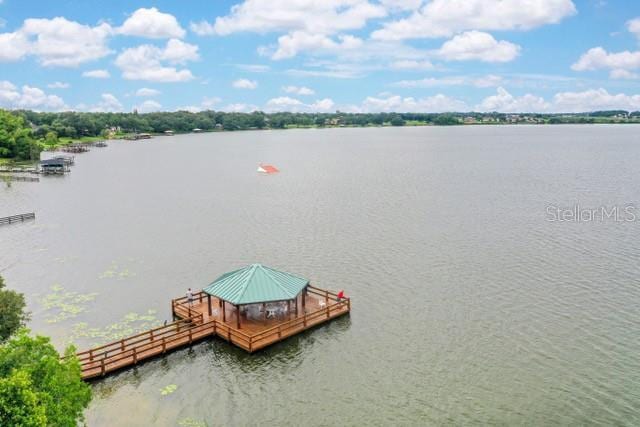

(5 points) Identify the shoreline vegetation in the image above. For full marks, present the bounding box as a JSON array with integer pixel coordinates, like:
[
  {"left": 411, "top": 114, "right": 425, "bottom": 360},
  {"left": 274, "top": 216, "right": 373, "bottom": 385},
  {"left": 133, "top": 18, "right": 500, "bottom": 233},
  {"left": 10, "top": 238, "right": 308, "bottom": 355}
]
[{"left": 2, "top": 108, "right": 640, "bottom": 162}]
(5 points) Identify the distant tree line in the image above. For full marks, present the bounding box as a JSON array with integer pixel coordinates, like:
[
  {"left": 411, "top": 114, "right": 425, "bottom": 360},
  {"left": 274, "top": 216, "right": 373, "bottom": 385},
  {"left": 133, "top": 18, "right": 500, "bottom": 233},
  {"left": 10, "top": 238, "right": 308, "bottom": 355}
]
[{"left": 2, "top": 108, "right": 640, "bottom": 161}]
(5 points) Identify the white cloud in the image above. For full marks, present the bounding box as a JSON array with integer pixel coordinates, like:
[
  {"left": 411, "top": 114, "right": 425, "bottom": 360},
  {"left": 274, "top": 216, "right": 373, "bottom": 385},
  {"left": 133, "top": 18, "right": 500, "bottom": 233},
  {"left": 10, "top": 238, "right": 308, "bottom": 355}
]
[
  {"left": 82, "top": 69, "right": 110, "bottom": 79},
  {"left": 372, "top": 0, "right": 576, "bottom": 40},
  {"left": 266, "top": 96, "right": 304, "bottom": 110},
  {"left": 359, "top": 93, "right": 468, "bottom": 112},
  {"left": 627, "top": 17, "right": 640, "bottom": 39},
  {"left": 553, "top": 88, "right": 640, "bottom": 112},
  {"left": 0, "top": 80, "right": 66, "bottom": 110},
  {"left": 136, "top": 87, "right": 161, "bottom": 97},
  {"left": 135, "top": 99, "right": 162, "bottom": 113},
  {"left": 0, "top": 31, "right": 29, "bottom": 62},
  {"left": 378, "top": 0, "right": 423, "bottom": 11},
  {"left": 115, "top": 39, "right": 198, "bottom": 82},
  {"left": 610, "top": 69, "right": 639, "bottom": 80},
  {"left": 475, "top": 87, "right": 640, "bottom": 113},
  {"left": 392, "top": 74, "right": 503, "bottom": 88},
  {"left": 20, "top": 17, "right": 112, "bottom": 66},
  {"left": 88, "top": 93, "right": 123, "bottom": 112},
  {"left": 264, "top": 96, "right": 335, "bottom": 112},
  {"left": 390, "top": 59, "right": 434, "bottom": 70},
  {"left": 476, "top": 87, "right": 550, "bottom": 112},
  {"left": 175, "top": 97, "right": 222, "bottom": 112},
  {"left": 191, "top": 0, "right": 386, "bottom": 36},
  {"left": 283, "top": 85, "right": 315, "bottom": 95},
  {"left": 232, "top": 78, "right": 258, "bottom": 89},
  {"left": 310, "top": 98, "right": 335, "bottom": 111},
  {"left": 285, "top": 68, "right": 362, "bottom": 79},
  {"left": 47, "top": 81, "right": 70, "bottom": 89},
  {"left": 118, "top": 7, "right": 185, "bottom": 39},
  {"left": 436, "top": 31, "right": 520, "bottom": 62},
  {"left": 572, "top": 47, "right": 640, "bottom": 72},
  {"left": 222, "top": 103, "right": 260, "bottom": 112},
  {"left": 271, "top": 31, "right": 363, "bottom": 59},
  {"left": 236, "top": 64, "right": 270, "bottom": 72}
]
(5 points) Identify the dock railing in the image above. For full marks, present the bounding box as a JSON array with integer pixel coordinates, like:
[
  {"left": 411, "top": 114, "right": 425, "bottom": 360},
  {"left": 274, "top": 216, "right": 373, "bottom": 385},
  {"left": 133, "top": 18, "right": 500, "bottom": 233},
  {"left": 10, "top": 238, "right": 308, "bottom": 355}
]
[
  {"left": 0, "top": 213, "right": 35, "bottom": 225},
  {"left": 172, "top": 286, "right": 350, "bottom": 352},
  {"left": 72, "top": 285, "right": 350, "bottom": 378}
]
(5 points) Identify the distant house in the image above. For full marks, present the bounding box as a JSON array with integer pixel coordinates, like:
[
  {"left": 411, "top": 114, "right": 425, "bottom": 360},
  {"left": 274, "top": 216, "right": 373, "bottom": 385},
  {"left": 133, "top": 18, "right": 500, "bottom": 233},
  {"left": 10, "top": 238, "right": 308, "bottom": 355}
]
[
  {"left": 193, "top": 128, "right": 203, "bottom": 133},
  {"left": 164, "top": 130, "right": 174, "bottom": 136}
]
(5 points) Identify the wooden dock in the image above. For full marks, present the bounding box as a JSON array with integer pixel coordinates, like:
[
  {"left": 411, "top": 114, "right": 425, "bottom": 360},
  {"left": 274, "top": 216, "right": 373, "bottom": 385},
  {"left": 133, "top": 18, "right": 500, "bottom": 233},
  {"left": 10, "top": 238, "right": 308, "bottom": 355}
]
[
  {"left": 0, "top": 213, "right": 35, "bottom": 225},
  {"left": 73, "top": 286, "right": 350, "bottom": 380}
]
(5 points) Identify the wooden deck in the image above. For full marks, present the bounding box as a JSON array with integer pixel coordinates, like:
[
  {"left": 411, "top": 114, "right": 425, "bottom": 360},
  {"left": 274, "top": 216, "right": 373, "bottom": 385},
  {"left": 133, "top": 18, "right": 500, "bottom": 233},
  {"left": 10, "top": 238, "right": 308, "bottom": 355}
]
[{"left": 73, "top": 285, "right": 350, "bottom": 380}]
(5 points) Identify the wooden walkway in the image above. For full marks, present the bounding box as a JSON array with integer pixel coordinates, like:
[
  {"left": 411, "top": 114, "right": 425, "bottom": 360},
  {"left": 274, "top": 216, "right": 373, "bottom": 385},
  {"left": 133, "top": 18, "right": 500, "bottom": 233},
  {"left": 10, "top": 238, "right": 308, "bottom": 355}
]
[
  {"left": 0, "top": 213, "right": 35, "bottom": 226},
  {"left": 73, "top": 285, "right": 350, "bottom": 380}
]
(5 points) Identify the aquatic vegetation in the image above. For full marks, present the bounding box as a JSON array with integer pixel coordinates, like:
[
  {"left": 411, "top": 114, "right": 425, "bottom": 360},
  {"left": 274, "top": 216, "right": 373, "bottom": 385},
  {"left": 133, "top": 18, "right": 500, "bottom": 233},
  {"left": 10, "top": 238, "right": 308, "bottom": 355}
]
[
  {"left": 160, "top": 384, "right": 177, "bottom": 396},
  {"left": 98, "top": 261, "right": 137, "bottom": 280},
  {"left": 40, "top": 284, "right": 98, "bottom": 324},
  {"left": 178, "top": 418, "right": 207, "bottom": 427},
  {"left": 71, "top": 309, "right": 160, "bottom": 345}
]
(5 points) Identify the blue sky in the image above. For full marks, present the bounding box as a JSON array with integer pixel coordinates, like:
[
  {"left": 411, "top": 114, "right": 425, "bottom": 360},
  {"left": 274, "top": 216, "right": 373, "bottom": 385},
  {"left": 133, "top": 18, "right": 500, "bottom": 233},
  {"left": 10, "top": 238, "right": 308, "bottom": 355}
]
[{"left": 1, "top": 0, "right": 640, "bottom": 113}]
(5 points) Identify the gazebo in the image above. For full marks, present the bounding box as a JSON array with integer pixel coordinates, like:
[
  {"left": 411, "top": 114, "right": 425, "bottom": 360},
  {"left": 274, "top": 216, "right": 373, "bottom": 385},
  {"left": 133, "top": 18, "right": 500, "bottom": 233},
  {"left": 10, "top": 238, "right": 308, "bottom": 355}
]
[{"left": 202, "top": 264, "right": 310, "bottom": 329}]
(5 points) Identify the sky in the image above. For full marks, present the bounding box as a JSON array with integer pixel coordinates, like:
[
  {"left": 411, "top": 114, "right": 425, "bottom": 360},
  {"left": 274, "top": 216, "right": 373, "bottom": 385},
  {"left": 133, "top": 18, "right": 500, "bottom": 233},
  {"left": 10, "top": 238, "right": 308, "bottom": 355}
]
[{"left": 1, "top": 0, "right": 640, "bottom": 113}]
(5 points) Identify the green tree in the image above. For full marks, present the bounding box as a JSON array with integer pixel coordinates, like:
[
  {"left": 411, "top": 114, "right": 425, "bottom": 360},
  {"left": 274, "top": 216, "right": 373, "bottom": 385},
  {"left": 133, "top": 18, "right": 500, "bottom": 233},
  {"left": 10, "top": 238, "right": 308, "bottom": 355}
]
[
  {"left": 0, "top": 109, "right": 42, "bottom": 160},
  {"left": 0, "top": 276, "right": 29, "bottom": 342},
  {"left": 0, "top": 331, "right": 91, "bottom": 426},
  {"left": 0, "top": 370, "right": 47, "bottom": 426},
  {"left": 390, "top": 115, "right": 405, "bottom": 126}
]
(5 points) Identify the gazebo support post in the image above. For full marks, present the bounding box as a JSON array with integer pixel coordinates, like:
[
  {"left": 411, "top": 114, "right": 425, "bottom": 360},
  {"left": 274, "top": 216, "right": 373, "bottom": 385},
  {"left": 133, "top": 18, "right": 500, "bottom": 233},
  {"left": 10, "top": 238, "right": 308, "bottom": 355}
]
[
  {"left": 302, "top": 289, "right": 306, "bottom": 313},
  {"left": 207, "top": 295, "right": 212, "bottom": 316},
  {"left": 287, "top": 300, "right": 291, "bottom": 319},
  {"left": 236, "top": 305, "right": 241, "bottom": 329},
  {"left": 222, "top": 301, "right": 226, "bottom": 322}
]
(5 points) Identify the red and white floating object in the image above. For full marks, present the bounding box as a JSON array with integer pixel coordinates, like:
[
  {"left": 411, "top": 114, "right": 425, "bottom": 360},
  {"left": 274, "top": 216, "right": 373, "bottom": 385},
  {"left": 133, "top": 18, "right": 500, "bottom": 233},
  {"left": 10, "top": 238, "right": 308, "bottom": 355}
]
[{"left": 257, "top": 163, "right": 279, "bottom": 174}]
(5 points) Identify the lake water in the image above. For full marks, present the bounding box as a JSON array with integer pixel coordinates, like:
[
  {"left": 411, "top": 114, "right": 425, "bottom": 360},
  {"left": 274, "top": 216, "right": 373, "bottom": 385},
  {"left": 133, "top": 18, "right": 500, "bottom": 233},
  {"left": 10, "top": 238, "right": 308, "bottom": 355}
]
[{"left": 1, "top": 126, "right": 640, "bottom": 426}]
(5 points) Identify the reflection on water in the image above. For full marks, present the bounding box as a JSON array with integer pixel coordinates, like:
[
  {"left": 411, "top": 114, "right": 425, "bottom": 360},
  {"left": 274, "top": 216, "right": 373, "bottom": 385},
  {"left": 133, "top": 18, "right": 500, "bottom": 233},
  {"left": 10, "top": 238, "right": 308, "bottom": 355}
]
[{"left": 2, "top": 126, "right": 640, "bottom": 425}]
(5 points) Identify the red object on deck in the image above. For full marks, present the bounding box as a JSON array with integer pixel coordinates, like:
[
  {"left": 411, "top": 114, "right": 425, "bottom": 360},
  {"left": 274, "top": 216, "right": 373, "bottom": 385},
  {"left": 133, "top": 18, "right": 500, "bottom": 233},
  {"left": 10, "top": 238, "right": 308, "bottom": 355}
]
[
  {"left": 257, "top": 164, "right": 279, "bottom": 174},
  {"left": 337, "top": 290, "right": 344, "bottom": 299}
]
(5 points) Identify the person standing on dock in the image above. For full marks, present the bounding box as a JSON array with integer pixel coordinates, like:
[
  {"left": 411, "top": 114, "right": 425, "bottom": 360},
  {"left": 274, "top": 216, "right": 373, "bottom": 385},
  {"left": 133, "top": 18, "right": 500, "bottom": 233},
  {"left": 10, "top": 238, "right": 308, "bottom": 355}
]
[{"left": 187, "top": 288, "right": 194, "bottom": 306}]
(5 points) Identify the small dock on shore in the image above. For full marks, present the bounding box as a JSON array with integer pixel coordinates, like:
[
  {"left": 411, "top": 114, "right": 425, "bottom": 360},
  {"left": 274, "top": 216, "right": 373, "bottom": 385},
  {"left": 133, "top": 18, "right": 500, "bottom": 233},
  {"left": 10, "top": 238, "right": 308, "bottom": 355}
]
[
  {"left": 73, "top": 264, "right": 351, "bottom": 380},
  {"left": 0, "top": 213, "right": 35, "bottom": 225}
]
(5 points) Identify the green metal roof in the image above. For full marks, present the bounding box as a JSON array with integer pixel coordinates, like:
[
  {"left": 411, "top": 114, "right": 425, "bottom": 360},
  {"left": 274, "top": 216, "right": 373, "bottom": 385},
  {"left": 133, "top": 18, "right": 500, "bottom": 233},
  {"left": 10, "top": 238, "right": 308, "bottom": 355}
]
[{"left": 202, "top": 264, "right": 309, "bottom": 305}]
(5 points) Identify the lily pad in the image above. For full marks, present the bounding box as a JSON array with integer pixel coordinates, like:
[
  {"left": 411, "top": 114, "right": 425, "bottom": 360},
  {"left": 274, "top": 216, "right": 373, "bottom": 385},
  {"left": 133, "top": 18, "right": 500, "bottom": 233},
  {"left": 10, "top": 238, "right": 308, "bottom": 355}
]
[{"left": 160, "top": 384, "right": 177, "bottom": 395}]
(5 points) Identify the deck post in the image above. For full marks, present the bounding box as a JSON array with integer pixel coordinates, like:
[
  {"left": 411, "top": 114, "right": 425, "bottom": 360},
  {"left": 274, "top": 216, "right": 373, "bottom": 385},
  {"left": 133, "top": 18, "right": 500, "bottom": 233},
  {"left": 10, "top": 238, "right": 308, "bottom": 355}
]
[
  {"left": 101, "top": 359, "right": 105, "bottom": 376},
  {"left": 236, "top": 304, "right": 241, "bottom": 329},
  {"left": 162, "top": 337, "right": 166, "bottom": 353},
  {"left": 120, "top": 339, "right": 125, "bottom": 351},
  {"left": 222, "top": 301, "right": 226, "bottom": 322},
  {"left": 302, "top": 291, "right": 306, "bottom": 312},
  {"left": 199, "top": 292, "right": 203, "bottom": 303},
  {"left": 287, "top": 300, "right": 291, "bottom": 319},
  {"left": 207, "top": 294, "right": 212, "bottom": 316},
  {"left": 89, "top": 349, "right": 93, "bottom": 362},
  {"left": 326, "top": 306, "right": 330, "bottom": 319},
  {"left": 133, "top": 347, "right": 137, "bottom": 364}
]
